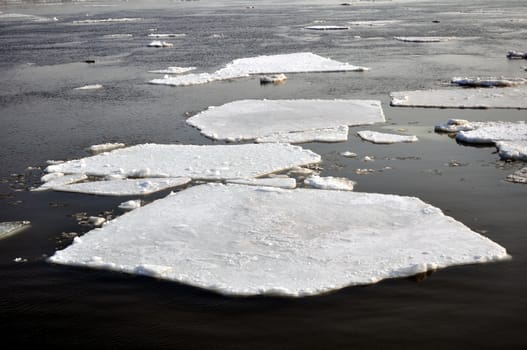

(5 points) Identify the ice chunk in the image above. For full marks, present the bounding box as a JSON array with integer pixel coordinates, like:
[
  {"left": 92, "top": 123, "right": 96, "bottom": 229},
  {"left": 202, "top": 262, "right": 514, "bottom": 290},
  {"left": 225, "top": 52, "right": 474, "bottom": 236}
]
[
  {"left": 394, "top": 36, "right": 453, "bottom": 42},
  {"left": 507, "top": 50, "right": 527, "bottom": 59},
  {"left": 148, "top": 33, "right": 186, "bottom": 38},
  {"left": 88, "top": 143, "right": 126, "bottom": 154},
  {"left": 187, "top": 99, "right": 384, "bottom": 142},
  {"left": 304, "top": 25, "right": 350, "bottom": 31},
  {"left": 340, "top": 151, "right": 358, "bottom": 158},
  {"left": 496, "top": 141, "right": 527, "bottom": 161},
  {"left": 45, "top": 143, "right": 321, "bottom": 180},
  {"left": 52, "top": 178, "right": 191, "bottom": 196},
  {"left": 226, "top": 177, "right": 296, "bottom": 189},
  {"left": 260, "top": 74, "right": 287, "bottom": 84},
  {"left": 87, "top": 216, "right": 106, "bottom": 226},
  {"left": 149, "top": 52, "right": 368, "bottom": 86},
  {"left": 147, "top": 41, "right": 173, "bottom": 48},
  {"left": 391, "top": 86, "right": 527, "bottom": 109},
  {"left": 0, "top": 221, "right": 30, "bottom": 240},
  {"left": 257, "top": 126, "right": 349, "bottom": 144},
  {"left": 434, "top": 119, "right": 483, "bottom": 133},
  {"left": 456, "top": 121, "right": 527, "bottom": 144},
  {"left": 49, "top": 184, "right": 508, "bottom": 297},
  {"left": 506, "top": 168, "right": 527, "bottom": 184},
  {"left": 118, "top": 200, "right": 142, "bottom": 210},
  {"left": 72, "top": 18, "right": 142, "bottom": 24},
  {"left": 451, "top": 77, "right": 527, "bottom": 88},
  {"left": 357, "top": 130, "right": 418, "bottom": 144},
  {"left": 348, "top": 20, "right": 401, "bottom": 27},
  {"left": 304, "top": 175, "right": 355, "bottom": 191},
  {"left": 33, "top": 173, "right": 88, "bottom": 192},
  {"left": 74, "top": 84, "right": 103, "bottom": 90},
  {"left": 148, "top": 67, "right": 196, "bottom": 74},
  {"left": 0, "top": 13, "right": 51, "bottom": 22}
]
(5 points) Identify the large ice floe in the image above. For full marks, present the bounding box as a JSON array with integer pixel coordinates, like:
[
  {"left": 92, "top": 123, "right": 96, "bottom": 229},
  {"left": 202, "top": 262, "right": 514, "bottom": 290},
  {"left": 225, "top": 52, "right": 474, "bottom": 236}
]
[
  {"left": 149, "top": 52, "right": 368, "bottom": 87},
  {"left": 0, "top": 221, "right": 30, "bottom": 241},
  {"left": 391, "top": 85, "right": 527, "bottom": 109},
  {"left": 49, "top": 183, "right": 509, "bottom": 297},
  {"left": 44, "top": 143, "right": 321, "bottom": 181},
  {"left": 357, "top": 130, "right": 418, "bottom": 144},
  {"left": 186, "top": 99, "right": 385, "bottom": 143}
]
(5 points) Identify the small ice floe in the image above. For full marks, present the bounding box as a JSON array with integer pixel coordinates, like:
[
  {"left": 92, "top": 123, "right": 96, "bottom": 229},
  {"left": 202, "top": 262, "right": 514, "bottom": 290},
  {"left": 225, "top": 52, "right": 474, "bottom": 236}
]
[
  {"left": 394, "top": 36, "right": 453, "bottom": 43},
  {"left": 87, "top": 216, "right": 105, "bottom": 227},
  {"left": 506, "top": 167, "right": 527, "bottom": 184},
  {"left": 88, "top": 143, "right": 126, "bottom": 154},
  {"left": 363, "top": 156, "right": 375, "bottom": 162},
  {"left": 451, "top": 77, "right": 527, "bottom": 88},
  {"left": 304, "top": 175, "right": 355, "bottom": 191},
  {"left": 357, "top": 130, "right": 418, "bottom": 144},
  {"left": 496, "top": 141, "right": 527, "bottom": 161},
  {"left": 259, "top": 73, "right": 287, "bottom": 85},
  {"left": 187, "top": 99, "right": 384, "bottom": 143},
  {"left": 391, "top": 85, "right": 527, "bottom": 109},
  {"left": 506, "top": 50, "right": 527, "bottom": 59},
  {"left": 226, "top": 177, "right": 296, "bottom": 189},
  {"left": 148, "top": 66, "right": 196, "bottom": 74},
  {"left": 52, "top": 178, "right": 191, "bottom": 196},
  {"left": 72, "top": 18, "right": 142, "bottom": 24},
  {"left": 45, "top": 143, "right": 321, "bottom": 180},
  {"left": 148, "top": 33, "right": 186, "bottom": 38},
  {"left": 49, "top": 183, "right": 509, "bottom": 297},
  {"left": 434, "top": 119, "right": 482, "bottom": 133},
  {"left": 74, "top": 84, "right": 103, "bottom": 90},
  {"left": 0, "top": 221, "right": 30, "bottom": 241},
  {"left": 149, "top": 52, "right": 368, "bottom": 87},
  {"left": 340, "top": 151, "right": 358, "bottom": 158},
  {"left": 118, "top": 200, "right": 142, "bottom": 211},
  {"left": 33, "top": 173, "right": 88, "bottom": 192},
  {"left": 147, "top": 40, "right": 173, "bottom": 48},
  {"left": 14, "top": 257, "right": 28, "bottom": 263},
  {"left": 304, "top": 25, "right": 350, "bottom": 31}
]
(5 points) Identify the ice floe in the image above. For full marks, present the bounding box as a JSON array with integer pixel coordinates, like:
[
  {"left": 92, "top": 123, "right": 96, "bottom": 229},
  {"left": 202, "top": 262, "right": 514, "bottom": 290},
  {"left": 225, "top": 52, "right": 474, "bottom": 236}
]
[
  {"left": 74, "top": 84, "right": 103, "bottom": 90},
  {"left": 52, "top": 178, "right": 191, "bottom": 196},
  {"left": 226, "top": 177, "right": 296, "bottom": 189},
  {"left": 148, "top": 33, "right": 186, "bottom": 38},
  {"left": 149, "top": 52, "right": 368, "bottom": 87},
  {"left": 0, "top": 221, "right": 30, "bottom": 241},
  {"left": 148, "top": 67, "right": 196, "bottom": 74},
  {"left": 451, "top": 77, "right": 527, "bottom": 88},
  {"left": 304, "top": 25, "right": 350, "bottom": 31},
  {"left": 434, "top": 119, "right": 483, "bottom": 133},
  {"left": 147, "top": 41, "right": 173, "bottom": 48},
  {"left": 72, "top": 18, "right": 142, "bottom": 24},
  {"left": 33, "top": 173, "right": 88, "bottom": 192},
  {"left": 88, "top": 143, "right": 126, "bottom": 154},
  {"left": 45, "top": 143, "right": 321, "bottom": 180},
  {"left": 49, "top": 183, "right": 508, "bottom": 297},
  {"left": 391, "top": 85, "right": 527, "bottom": 109},
  {"left": 187, "top": 99, "right": 384, "bottom": 143},
  {"left": 304, "top": 175, "right": 355, "bottom": 191},
  {"left": 357, "top": 130, "right": 418, "bottom": 144},
  {"left": 506, "top": 50, "right": 527, "bottom": 59},
  {"left": 394, "top": 36, "right": 453, "bottom": 42},
  {"left": 260, "top": 74, "right": 287, "bottom": 84},
  {"left": 456, "top": 121, "right": 527, "bottom": 144},
  {"left": 506, "top": 167, "right": 527, "bottom": 184},
  {"left": 118, "top": 200, "right": 142, "bottom": 211},
  {"left": 496, "top": 141, "right": 527, "bottom": 161}
]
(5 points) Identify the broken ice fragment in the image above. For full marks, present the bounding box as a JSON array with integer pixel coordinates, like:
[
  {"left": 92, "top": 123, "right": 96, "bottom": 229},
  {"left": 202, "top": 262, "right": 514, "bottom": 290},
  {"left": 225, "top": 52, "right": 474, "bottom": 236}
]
[
  {"left": 147, "top": 33, "right": 186, "bottom": 38},
  {"left": 260, "top": 74, "right": 287, "bottom": 84},
  {"left": 451, "top": 77, "right": 527, "bottom": 88},
  {"left": 33, "top": 173, "right": 88, "bottom": 192},
  {"left": 506, "top": 168, "right": 527, "bottom": 184},
  {"left": 88, "top": 143, "right": 126, "bottom": 154},
  {"left": 340, "top": 151, "right": 358, "bottom": 158},
  {"left": 226, "top": 177, "right": 296, "bottom": 189},
  {"left": 52, "top": 178, "right": 191, "bottom": 196},
  {"left": 118, "top": 200, "right": 142, "bottom": 210},
  {"left": 49, "top": 184, "right": 508, "bottom": 297},
  {"left": 394, "top": 36, "right": 453, "bottom": 42},
  {"left": 148, "top": 66, "right": 196, "bottom": 74},
  {"left": 45, "top": 143, "right": 321, "bottom": 180},
  {"left": 304, "top": 25, "right": 350, "bottom": 31},
  {"left": 304, "top": 175, "right": 355, "bottom": 191},
  {"left": 87, "top": 217, "right": 105, "bottom": 226},
  {"left": 434, "top": 119, "right": 482, "bottom": 133},
  {"left": 74, "top": 84, "right": 103, "bottom": 90},
  {"left": 72, "top": 18, "right": 142, "bottom": 24},
  {"left": 357, "top": 130, "right": 418, "bottom": 144},
  {"left": 149, "top": 52, "right": 368, "bottom": 87},
  {"left": 147, "top": 40, "right": 173, "bottom": 48},
  {"left": 496, "top": 141, "right": 527, "bottom": 161},
  {"left": 0, "top": 221, "right": 30, "bottom": 240},
  {"left": 187, "top": 99, "right": 384, "bottom": 142},
  {"left": 506, "top": 50, "right": 527, "bottom": 59}
]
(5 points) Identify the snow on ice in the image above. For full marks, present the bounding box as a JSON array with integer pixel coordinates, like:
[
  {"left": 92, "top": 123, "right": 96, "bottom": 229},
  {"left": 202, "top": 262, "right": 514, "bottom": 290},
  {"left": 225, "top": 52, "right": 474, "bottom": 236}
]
[
  {"left": 357, "top": 130, "right": 418, "bottom": 144},
  {"left": 187, "top": 99, "right": 384, "bottom": 142},
  {"left": 45, "top": 143, "right": 321, "bottom": 180},
  {"left": 49, "top": 184, "right": 509, "bottom": 297},
  {"left": 52, "top": 178, "right": 191, "bottom": 196},
  {"left": 0, "top": 221, "right": 30, "bottom": 241},
  {"left": 304, "top": 175, "right": 355, "bottom": 191},
  {"left": 149, "top": 52, "right": 368, "bottom": 87}
]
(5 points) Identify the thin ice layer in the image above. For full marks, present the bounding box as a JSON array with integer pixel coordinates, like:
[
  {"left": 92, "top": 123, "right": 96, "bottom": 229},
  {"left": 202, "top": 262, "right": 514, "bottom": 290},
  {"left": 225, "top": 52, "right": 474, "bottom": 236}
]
[
  {"left": 49, "top": 184, "right": 508, "bottom": 297},
  {"left": 496, "top": 141, "right": 527, "bottom": 161},
  {"left": 0, "top": 221, "right": 30, "bottom": 240},
  {"left": 149, "top": 52, "right": 368, "bottom": 86},
  {"left": 357, "top": 130, "right": 418, "bottom": 144},
  {"left": 45, "top": 143, "right": 321, "bottom": 180},
  {"left": 187, "top": 100, "right": 384, "bottom": 142},
  {"left": 52, "top": 178, "right": 191, "bottom": 196},
  {"left": 391, "top": 86, "right": 527, "bottom": 109}
]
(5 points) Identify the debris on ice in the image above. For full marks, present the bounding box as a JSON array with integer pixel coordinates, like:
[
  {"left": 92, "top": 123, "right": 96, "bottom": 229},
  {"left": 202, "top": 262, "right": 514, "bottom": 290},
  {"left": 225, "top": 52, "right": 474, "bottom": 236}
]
[
  {"left": 226, "top": 177, "right": 296, "bottom": 189},
  {"left": 52, "top": 178, "right": 191, "bottom": 196},
  {"left": 260, "top": 74, "right": 287, "bottom": 84},
  {"left": 0, "top": 221, "right": 30, "bottom": 241},
  {"left": 357, "top": 130, "right": 418, "bottom": 144},
  {"left": 451, "top": 77, "right": 527, "bottom": 88},
  {"left": 304, "top": 175, "right": 355, "bottom": 191},
  {"left": 45, "top": 143, "right": 321, "bottom": 180},
  {"left": 88, "top": 143, "right": 126, "bottom": 154},
  {"left": 49, "top": 183, "right": 509, "bottom": 297},
  {"left": 506, "top": 50, "right": 527, "bottom": 59},
  {"left": 74, "top": 84, "right": 103, "bottom": 90},
  {"left": 118, "top": 200, "right": 142, "bottom": 210},
  {"left": 187, "top": 99, "right": 384, "bottom": 142},
  {"left": 304, "top": 25, "right": 350, "bottom": 31},
  {"left": 148, "top": 66, "right": 196, "bottom": 74},
  {"left": 394, "top": 36, "right": 453, "bottom": 42},
  {"left": 506, "top": 167, "right": 527, "bottom": 184},
  {"left": 147, "top": 40, "right": 173, "bottom": 48},
  {"left": 496, "top": 141, "right": 527, "bottom": 161},
  {"left": 149, "top": 52, "right": 369, "bottom": 87}
]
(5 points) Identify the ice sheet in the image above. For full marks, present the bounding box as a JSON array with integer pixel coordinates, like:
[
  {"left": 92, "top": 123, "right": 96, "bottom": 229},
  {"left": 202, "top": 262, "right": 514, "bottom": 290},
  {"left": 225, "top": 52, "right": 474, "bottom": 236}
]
[
  {"left": 394, "top": 36, "right": 453, "bottom": 42},
  {"left": 149, "top": 52, "right": 368, "bottom": 87},
  {"left": 304, "top": 175, "right": 355, "bottom": 191},
  {"left": 391, "top": 86, "right": 527, "bottom": 109},
  {"left": 496, "top": 141, "right": 527, "bottom": 161},
  {"left": 358, "top": 130, "right": 418, "bottom": 144},
  {"left": 49, "top": 184, "right": 508, "bottom": 297},
  {"left": 226, "top": 178, "right": 297, "bottom": 189},
  {"left": 187, "top": 99, "right": 384, "bottom": 142},
  {"left": 147, "top": 41, "right": 173, "bottom": 47},
  {"left": 45, "top": 143, "right": 321, "bottom": 180},
  {"left": 52, "top": 178, "right": 191, "bottom": 196},
  {"left": 0, "top": 221, "right": 30, "bottom": 241}
]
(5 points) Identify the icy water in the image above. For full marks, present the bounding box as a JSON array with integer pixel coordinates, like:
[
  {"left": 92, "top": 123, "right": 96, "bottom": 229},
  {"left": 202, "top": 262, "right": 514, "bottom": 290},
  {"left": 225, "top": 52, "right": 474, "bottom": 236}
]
[{"left": 1, "top": 0, "right": 526, "bottom": 348}]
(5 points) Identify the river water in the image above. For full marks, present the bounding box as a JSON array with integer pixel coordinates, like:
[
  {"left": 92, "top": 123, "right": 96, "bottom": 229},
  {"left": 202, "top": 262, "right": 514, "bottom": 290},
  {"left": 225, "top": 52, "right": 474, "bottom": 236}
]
[{"left": 0, "top": 0, "right": 526, "bottom": 348}]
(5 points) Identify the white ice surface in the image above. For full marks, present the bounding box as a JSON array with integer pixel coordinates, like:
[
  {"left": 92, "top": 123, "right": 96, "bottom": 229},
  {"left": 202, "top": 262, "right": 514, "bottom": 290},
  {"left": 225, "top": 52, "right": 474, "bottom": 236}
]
[
  {"left": 456, "top": 121, "right": 527, "bottom": 144},
  {"left": 74, "top": 84, "right": 103, "bottom": 90},
  {"left": 45, "top": 143, "right": 321, "bottom": 180},
  {"left": 148, "top": 67, "right": 196, "bottom": 74},
  {"left": 394, "top": 36, "right": 453, "bottom": 42},
  {"left": 187, "top": 99, "right": 384, "bottom": 142},
  {"left": 149, "top": 52, "right": 368, "bottom": 87},
  {"left": 49, "top": 184, "right": 508, "bottom": 297},
  {"left": 434, "top": 119, "right": 483, "bottom": 133},
  {"left": 260, "top": 74, "right": 287, "bottom": 84},
  {"left": 147, "top": 40, "right": 173, "bottom": 47},
  {"left": 0, "top": 221, "right": 30, "bottom": 240},
  {"left": 33, "top": 173, "right": 88, "bottom": 192},
  {"left": 304, "top": 25, "right": 350, "bottom": 30},
  {"left": 226, "top": 177, "right": 296, "bottom": 189},
  {"left": 148, "top": 33, "right": 186, "bottom": 38},
  {"left": 357, "top": 130, "right": 418, "bottom": 144},
  {"left": 256, "top": 126, "right": 349, "bottom": 144},
  {"left": 496, "top": 141, "right": 527, "bottom": 161},
  {"left": 118, "top": 200, "right": 142, "bottom": 210},
  {"left": 52, "top": 178, "right": 191, "bottom": 196},
  {"left": 391, "top": 86, "right": 527, "bottom": 109},
  {"left": 304, "top": 175, "right": 355, "bottom": 191},
  {"left": 89, "top": 143, "right": 126, "bottom": 154}
]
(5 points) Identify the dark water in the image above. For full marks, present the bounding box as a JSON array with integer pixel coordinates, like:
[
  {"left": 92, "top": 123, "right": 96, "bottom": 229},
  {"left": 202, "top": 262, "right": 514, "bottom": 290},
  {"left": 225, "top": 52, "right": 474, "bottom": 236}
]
[{"left": 1, "top": 0, "right": 526, "bottom": 348}]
